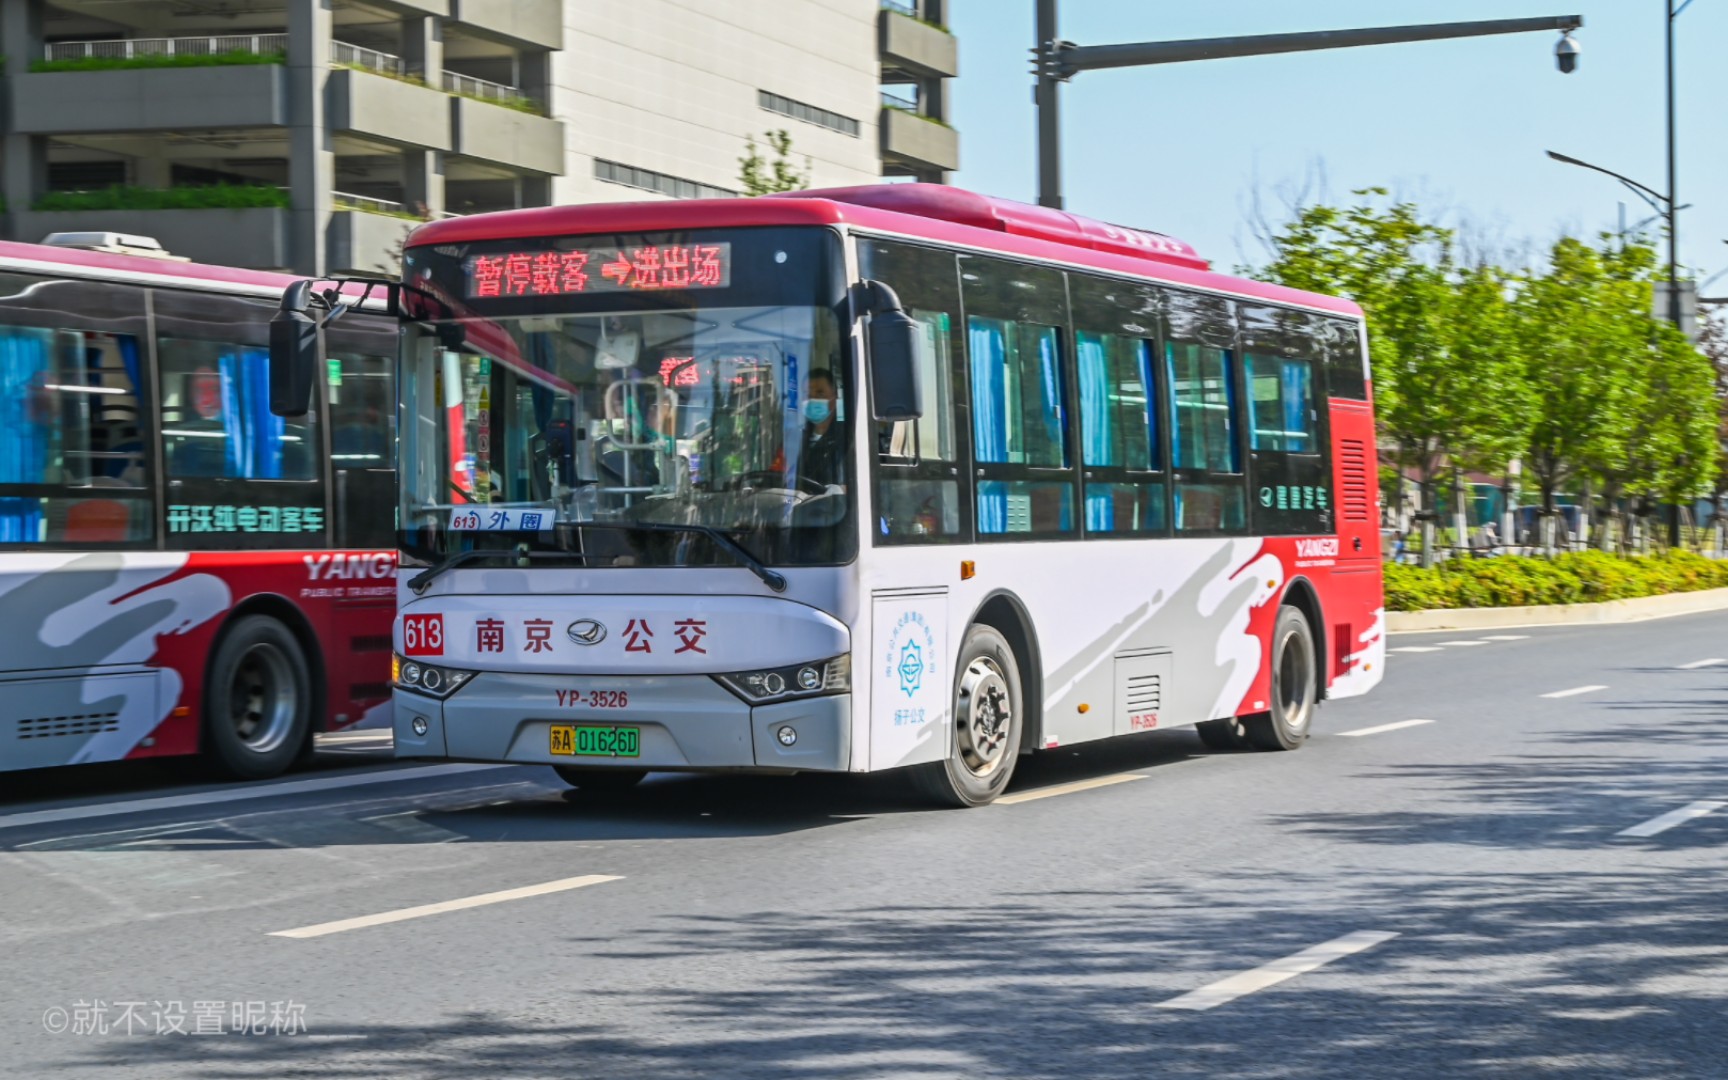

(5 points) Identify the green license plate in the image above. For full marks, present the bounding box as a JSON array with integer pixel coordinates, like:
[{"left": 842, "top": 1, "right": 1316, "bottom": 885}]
[{"left": 550, "top": 724, "right": 640, "bottom": 758}]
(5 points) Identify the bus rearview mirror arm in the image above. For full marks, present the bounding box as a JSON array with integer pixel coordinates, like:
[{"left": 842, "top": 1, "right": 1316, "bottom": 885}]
[
  {"left": 269, "top": 277, "right": 403, "bottom": 418},
  {"left": 852, "top": 279, "right": 924, "bottom": 423},
  {"left": 269, "top": 280, "right": 320, "bottom": 419}
]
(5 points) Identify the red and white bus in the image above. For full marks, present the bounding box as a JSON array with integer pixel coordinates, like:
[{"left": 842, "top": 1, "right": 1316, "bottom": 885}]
[
  {"left": 0, "top": 239, "right": 397, "bottom": 779},
  {"left": 273, "top": 184, "right": 1384, "bottom": 806}
]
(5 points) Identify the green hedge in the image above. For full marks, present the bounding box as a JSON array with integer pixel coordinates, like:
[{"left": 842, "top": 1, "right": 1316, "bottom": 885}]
[
  {"left": 1385, "top": 550, "right": 1728, "bottom": 612},
  {"left": 34, "top": 184, "right": 289, "bottom": 211},
  {"left": 32, "top": 51, "right": 284, "bottom": 73}
]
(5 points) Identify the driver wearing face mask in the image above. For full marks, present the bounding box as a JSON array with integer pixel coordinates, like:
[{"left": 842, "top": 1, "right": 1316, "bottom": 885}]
[{"left": 798, "top": 369, "right": 845, "bottom": 490}]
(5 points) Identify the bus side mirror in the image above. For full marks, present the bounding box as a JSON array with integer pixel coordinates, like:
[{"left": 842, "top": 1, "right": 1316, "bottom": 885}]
[
  {"left": 269, "top": 280, "right": 320, "bottom": 418},
  {"left": 857, "top": 280, "right": 923, "bottom": 422}
]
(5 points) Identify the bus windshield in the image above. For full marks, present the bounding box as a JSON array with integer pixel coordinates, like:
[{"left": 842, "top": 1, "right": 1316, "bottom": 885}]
[{"left": 398, "top": 227, "right": 854, "bottom": 569}]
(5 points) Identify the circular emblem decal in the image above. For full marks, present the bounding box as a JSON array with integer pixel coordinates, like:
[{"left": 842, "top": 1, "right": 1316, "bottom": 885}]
[{"left": 567, "top": 619, "right": 607, "bottom": 646}]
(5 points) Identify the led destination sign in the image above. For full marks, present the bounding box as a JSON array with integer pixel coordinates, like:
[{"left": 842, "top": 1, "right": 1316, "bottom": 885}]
[{"left": 466, "top": 243, "right": 732, "bottom": 299}]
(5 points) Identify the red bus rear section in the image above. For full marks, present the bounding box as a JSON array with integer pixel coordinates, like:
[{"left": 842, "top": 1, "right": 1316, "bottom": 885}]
[{"left": 0, "top": 241, "right": 397, "bottom": 779}]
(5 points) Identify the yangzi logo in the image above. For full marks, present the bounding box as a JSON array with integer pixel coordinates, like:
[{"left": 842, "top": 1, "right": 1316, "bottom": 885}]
[{"left": 898, "top": 639, "right": 924, "bottom": 697}]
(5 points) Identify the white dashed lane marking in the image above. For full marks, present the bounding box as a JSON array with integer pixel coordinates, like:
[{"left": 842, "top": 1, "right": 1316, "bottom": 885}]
[
  {"left": 1439, "top": 640, "right": 1490, "bottom": 647},
  {"left": 1480, "top": 634, "right": 1530, "bottom": 641},
  {"left": 1678, "top": 658, "right": 1726, "bottom": 670},
  {"left": 1617, "top": 801, "right": 1726, "bottom": 839},
  {"left": 1541, "top": 685, "right": 1608, "bottom": 699},
  {"left": 0, "top": 765, "right": 509, "bottom": 832},
  {"left": 997, "top": 774, "right": 1146, "bottom": 805},
  {"left": 269, "top": 874, "right": 623, "bottom": 938},
  {"left": 1156, "top": 931, "right": 1400, "bottom": 1011},
  {"left": 1339, "top": 719, "right": 1434, "bottom": 738},
  {"left": 1390, "top": 646, "right": 1443, "bottom": 654}
]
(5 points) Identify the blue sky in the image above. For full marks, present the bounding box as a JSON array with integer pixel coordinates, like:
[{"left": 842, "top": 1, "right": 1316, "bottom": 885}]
[{"left": 948, "top": 1, "right": 1728, "bottom": 288}]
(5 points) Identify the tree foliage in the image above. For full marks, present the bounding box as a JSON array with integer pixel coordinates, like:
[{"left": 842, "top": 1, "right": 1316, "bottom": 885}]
[
  {"left": 1256, "top": 189, "right": 1721, "bottom": 542},
  {"left": 738, "top": 130, "right": 811, "bottom": 196}
]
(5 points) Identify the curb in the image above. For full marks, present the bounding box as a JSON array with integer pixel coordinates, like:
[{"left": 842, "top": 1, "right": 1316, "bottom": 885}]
[{"left": 1387, "top": 585, "right": 1728, "bottom": 633}]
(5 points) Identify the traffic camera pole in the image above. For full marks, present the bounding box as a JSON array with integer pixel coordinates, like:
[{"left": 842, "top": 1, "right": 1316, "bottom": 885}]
[{"left": 1033, "top": 3, "right": 1585, "bottom": 210}]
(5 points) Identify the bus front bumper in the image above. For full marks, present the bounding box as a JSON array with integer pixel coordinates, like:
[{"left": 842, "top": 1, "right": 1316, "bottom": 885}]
[{"left": 391, "top": 672, "right": 850, "bottom": 773}]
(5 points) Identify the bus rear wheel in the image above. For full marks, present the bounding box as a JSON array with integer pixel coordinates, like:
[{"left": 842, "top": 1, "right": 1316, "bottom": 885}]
[
  {"left": 912, "top": 624, "right": 1023, "bottom": 808},
  {"left": 203, "top": 615, "right": 312, "bottom": 781},
  {"left": 1242, "top": 605, "right": 1317, "bottom": 752}
]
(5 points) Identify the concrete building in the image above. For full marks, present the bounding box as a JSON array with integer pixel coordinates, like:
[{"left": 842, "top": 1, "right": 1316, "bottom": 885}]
[{"left": 0, "top": 0, "right": 957, "bottom": 275}]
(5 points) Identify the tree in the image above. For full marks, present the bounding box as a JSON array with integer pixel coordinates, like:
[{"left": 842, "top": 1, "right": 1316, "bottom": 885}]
[
  {"left": 738, "top": 130, "right": 811, "bottom": 196},
  {"left": 1258, "top": 190, "right": 1530, "bottom": 563}
]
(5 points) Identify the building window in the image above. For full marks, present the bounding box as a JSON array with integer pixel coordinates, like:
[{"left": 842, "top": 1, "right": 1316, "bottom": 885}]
[
  {"left": 593, "top": 159, "right": 735, "bottom": 200},
  {"left": 758, "top": 91, "right": 861, "bottom": 138}
]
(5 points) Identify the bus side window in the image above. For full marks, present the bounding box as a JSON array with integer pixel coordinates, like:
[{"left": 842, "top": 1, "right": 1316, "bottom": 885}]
[
  {"left": 961, "top": 254, "right": 1074, "bottom": 539},
  {"left": 1322, "top": 318, "right": 1369, "bottom": 401},
  {"left": 326, "top": 316, "right": 397, "bottom": 549},
  {"left": 154, "top": 290, "right": 326, "bottom": 549},
  {"left": 0, "top": 272, "right": 155, "bottom": 547},
  {"left": 1239, "top": 304, "right": 1331, "bottom": 536},
  {"left": 1070, "top": 273, "right": 1168, "bottom": 537},
  {"left": 1167, "top": 340, "right": 1247, "bottom": 534},
  {"left": 858, "top": 239, "right": 967, "bottom": 543}
]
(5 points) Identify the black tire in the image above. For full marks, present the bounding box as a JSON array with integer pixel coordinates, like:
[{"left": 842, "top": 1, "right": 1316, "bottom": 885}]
[
  {"left": 911, "top": 624, "right": 1023, "bottom": 808},
  {"left": 203, "top": 615, "right": 313, "bottom": 781},
  {"left": 1242, "top": 605, "right": 1318, "bottom": 752},
  {"left": 1194, "top": 716, "right": 1249, "bottom": 751},
  {"left": 553, "top": 766, "right": 648, "bottom": 793}
]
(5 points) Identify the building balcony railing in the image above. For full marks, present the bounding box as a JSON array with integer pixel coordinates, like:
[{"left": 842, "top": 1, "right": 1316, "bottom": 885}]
[
  {"left": 44, "top": 34, "right": 289, "bottom": 62},
  {"left": 880, "top": 89, "right": 918, "bottom": 111},
  {"left": 334, "top": 191, "right": 412, "bottom": 217},
  {"left": 330, "top": 41, "right": 405, "bottom": 78},
  {"left": 443, "top": 70, "right": 521, "bottom": 104}
]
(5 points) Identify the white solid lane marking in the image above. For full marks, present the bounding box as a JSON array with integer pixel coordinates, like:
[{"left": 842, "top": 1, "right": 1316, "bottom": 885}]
[
  {"left": 0, "top": 764, "right": 508, "bottom": 832},
  {"left": 1541, "top": 685, "right": 1608, "bottom": 699},
  {"left": 997, "top": 774, "right": 1145, "bottom": 805},
  {"left": 1480, "top": 635, "right": 1531, "bottom": 641},
  {"left": 1439, "top": 640, "right": 1490, "bottom": 647},
  {"left": 269, "top": 874, "right": 623, "bottom": 938},
  {"left": 1156, "top": 930, "right": 1399, "bottom": 1011},
  {"left": 1678, "top": 658, "right": 1727, "bottom": 670},
  {"left": 1390, "top": 646, "right": 1443, "bottom": 654},
  {"left": 1617, "top": 801, "right": 1726, "bottom": 838},
  {"left": 1339, "top": 719, "right": 1434, "bottom": 738}
]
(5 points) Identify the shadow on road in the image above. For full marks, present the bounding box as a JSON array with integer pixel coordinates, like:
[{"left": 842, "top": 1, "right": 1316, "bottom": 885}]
[{"left": 49, "top": 864, "right": 1728, "bottom": 1079}]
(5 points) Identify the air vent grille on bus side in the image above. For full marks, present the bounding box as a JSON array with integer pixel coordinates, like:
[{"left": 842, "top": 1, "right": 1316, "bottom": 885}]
[
  {"left": 1125, "top": 673, "right": 1162, "bottom": 714},
  {"left": 351, "top": 635, "right": 393, "bottom": 653},
  {"left": 16, "top": 712, "right": 122, "bottom": 739},
  {"left": 1340, "top": 439, "right": 1373, "bottom": 523}
]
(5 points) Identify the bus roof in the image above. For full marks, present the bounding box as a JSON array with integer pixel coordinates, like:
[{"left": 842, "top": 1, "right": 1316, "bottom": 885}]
[
  {"left": 0, "top": 240, "right": 386, "bottom": 304},
  {"left": 0, "top": 238, "right": 300, "bottom": 294},
  {"left": 406, "top": 184, "right": 1364, "bottom": 319}
]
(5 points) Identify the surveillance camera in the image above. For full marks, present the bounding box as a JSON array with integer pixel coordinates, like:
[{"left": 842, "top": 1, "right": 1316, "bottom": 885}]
[{"left": 1556, "top": 32, "right": 1580, "bottom": 75}]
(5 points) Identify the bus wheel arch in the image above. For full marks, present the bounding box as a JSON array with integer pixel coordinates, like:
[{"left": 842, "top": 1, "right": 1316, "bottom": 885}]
[
  {"left": 200, "top": 595, "right": 327, "bottom": 777},
  {"left": 965, "top": 591, "right": 1043, "bottom": 756},
  {"left": 1278, "top": 576, "right": 1327, "bottom": 701}
]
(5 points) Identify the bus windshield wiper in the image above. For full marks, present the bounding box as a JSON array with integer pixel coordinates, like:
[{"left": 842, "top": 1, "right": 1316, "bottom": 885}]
[
  {"left": 574, "top": 522, "right": 787, "bottom": 593},
  {"left": 406, "top": 547, "right": 581, "bottom": 594}
]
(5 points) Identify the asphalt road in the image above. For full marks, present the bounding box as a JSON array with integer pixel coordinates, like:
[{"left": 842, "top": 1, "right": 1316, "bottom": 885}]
[{"left": 3, "top": 611, "right": 1727, "bottom": 1079}]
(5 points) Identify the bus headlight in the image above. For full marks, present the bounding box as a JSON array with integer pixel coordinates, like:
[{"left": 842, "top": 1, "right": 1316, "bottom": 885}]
[
  {"left": 716, "top": 654, "right": 850, "bottom": 704},
  {"left": 393, "top": 654, "right": 475, "bottom": 699}
]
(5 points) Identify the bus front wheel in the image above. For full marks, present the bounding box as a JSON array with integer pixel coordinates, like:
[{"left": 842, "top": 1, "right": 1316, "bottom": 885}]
[
  {"left": 1242, "top": 605, "right": 1317, "bottom": 752},
  {"left": 912, "top": 624, "right": 1023, "bottom": 808},
  {"left": 203, "top": 615, "right": 312, "bottom": 781}
]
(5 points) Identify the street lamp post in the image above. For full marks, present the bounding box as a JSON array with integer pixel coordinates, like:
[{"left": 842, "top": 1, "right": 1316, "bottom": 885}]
[{"left": 1031, "top": 2, "right": 1584, "bottom": 210}]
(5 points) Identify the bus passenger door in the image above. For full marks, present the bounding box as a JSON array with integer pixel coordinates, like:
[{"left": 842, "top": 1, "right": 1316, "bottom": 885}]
[{"left": 868, "top": 588, "right": 949, "bottom": 770}]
